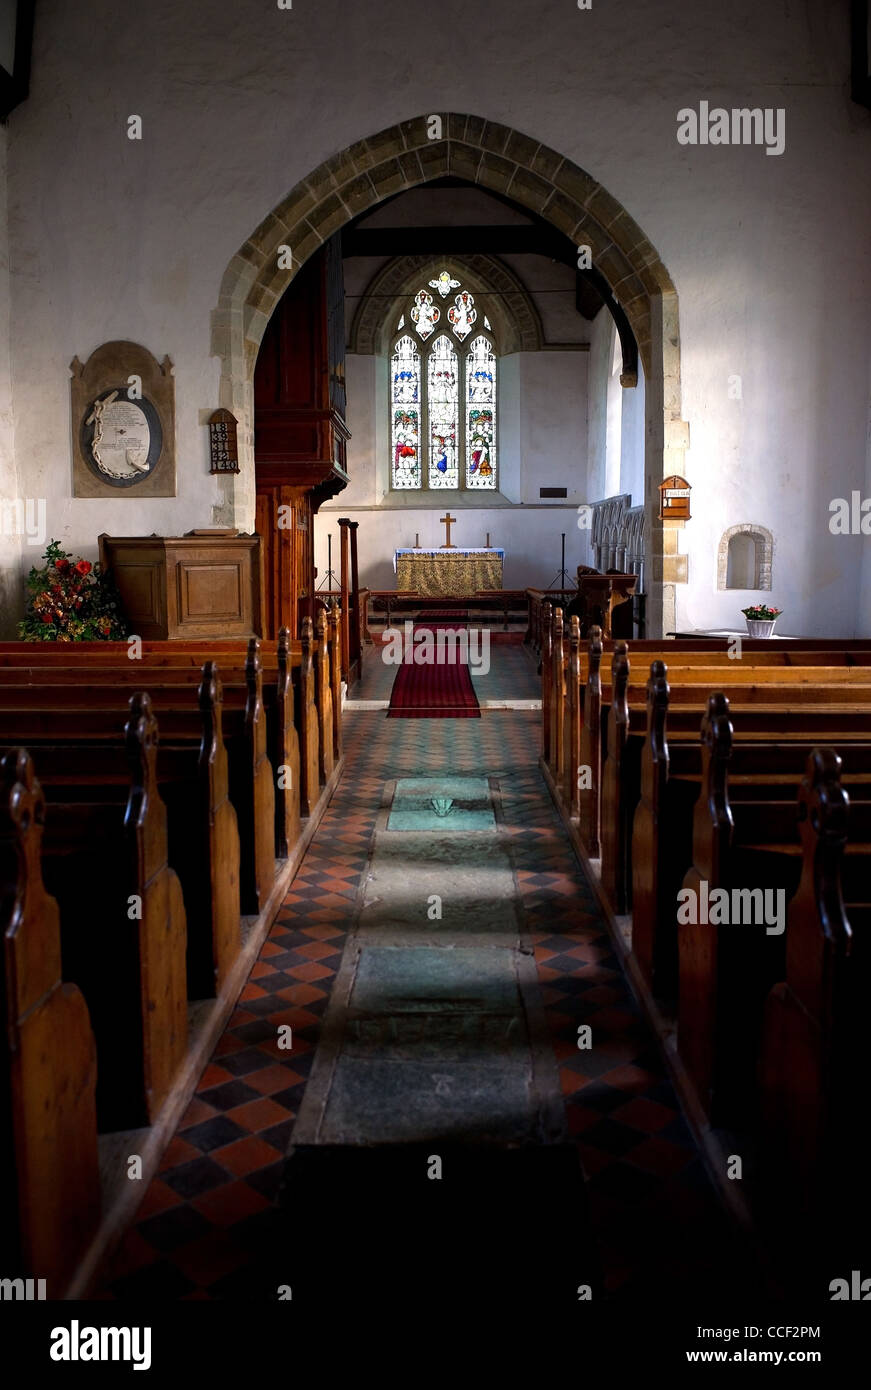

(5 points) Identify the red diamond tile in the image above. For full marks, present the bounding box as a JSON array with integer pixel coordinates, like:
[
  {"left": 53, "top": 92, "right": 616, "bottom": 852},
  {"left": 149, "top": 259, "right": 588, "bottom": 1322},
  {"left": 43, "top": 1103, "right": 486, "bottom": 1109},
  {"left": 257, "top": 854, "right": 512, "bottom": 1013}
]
[
  {"left": 240, "top": 1063, "right": 302, "bottom": 1095},
  {"left": 240, "top": 982, "right": 268, "bottom": 1001},
  {"left": 212, "top": 1134, "right": 282, "bottom": 1177},
  {"left": 228, "top": 1097, "right": 293, "bottom": 1132},
  {"left": 268, "top": 1006, "right": 322, "bottom": 1031},
  {"left": 135, "top": 1178, "right": 184, "bottom": 1220},
  {"left": 274, "top": 982, "right": 325, "bottom": 1007},
  {"left": 191, "top": 1180, "right": 272, "bottom": 1228},
  {"left": 287, "top": 962, "right": 334, "bottom": 982},
  {"left": 196, "top": 1063, "right": 233, "bottom": 1092},
  {"left": 297, "top": 940, "right": 340, "bottom": 961}
]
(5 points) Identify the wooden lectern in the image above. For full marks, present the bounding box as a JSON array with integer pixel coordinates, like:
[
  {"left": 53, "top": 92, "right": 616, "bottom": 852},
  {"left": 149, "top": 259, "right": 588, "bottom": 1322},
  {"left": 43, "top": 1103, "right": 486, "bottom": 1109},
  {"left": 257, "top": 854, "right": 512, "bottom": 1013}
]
[{"left": 567, "top": 568, "right": 637, "bottom": 639}]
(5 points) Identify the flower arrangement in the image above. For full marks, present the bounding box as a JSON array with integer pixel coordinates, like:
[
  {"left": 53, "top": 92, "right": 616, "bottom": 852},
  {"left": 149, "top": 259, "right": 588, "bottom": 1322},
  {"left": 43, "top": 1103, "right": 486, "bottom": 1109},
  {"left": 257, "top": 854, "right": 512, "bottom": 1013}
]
[
  {"left": 18, "top": 539, "right": 128, "bottom": 641},
  {"left": 740, "top": 604, "right": 782, "bottom": 622}
]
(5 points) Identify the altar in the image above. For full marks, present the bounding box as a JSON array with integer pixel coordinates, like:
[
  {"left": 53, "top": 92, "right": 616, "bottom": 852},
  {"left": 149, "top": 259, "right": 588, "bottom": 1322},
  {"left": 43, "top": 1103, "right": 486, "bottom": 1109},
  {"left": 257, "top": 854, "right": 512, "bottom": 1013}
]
[{"left": 393, "top": 548, "right": 504, "bottom": 597}]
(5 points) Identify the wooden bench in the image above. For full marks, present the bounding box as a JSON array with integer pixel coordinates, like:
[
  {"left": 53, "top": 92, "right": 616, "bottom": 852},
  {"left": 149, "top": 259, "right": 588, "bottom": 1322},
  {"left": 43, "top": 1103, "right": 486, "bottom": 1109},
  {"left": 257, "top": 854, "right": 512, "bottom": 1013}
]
[
  {"left": 0, "top": 748, "right": 101, "bottom": 1295},
  {"left": 759, "top": 749, "right": 871, "bottom": 1242},
  {"left": 548, "top": 618, "right": 871, "bottom": 873},
  {"left": 30, "top": 695, "right": 189, "bottom": 1131},
  {"left": 676, "top": 696, "right": 871, "bottom": 1123},
  {"left": 0, "top": 615, "right": 341, "bottom": 832},
  {"left": 631, "top": 665, "right": 871, "bottom": 1002},
  {"left": 9, "top": 665, "right": 242, "bottom": 1003},
  {"left": 0, "top": 645, "right": 276, "bottom": 919}
]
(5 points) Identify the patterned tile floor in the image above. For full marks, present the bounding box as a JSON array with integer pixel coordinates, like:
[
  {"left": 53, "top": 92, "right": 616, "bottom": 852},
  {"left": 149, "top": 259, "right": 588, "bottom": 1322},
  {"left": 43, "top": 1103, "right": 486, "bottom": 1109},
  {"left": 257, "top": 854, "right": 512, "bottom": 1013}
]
[{"left": 98, "top": 695, "right": 759, "bottom": 1302}]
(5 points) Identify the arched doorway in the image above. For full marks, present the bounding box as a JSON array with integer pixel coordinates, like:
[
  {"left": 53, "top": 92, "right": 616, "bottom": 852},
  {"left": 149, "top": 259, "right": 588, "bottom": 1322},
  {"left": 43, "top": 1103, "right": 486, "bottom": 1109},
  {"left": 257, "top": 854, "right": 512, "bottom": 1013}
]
[{"left": 211, "top": 114, "right": 686, "bottom": 635}]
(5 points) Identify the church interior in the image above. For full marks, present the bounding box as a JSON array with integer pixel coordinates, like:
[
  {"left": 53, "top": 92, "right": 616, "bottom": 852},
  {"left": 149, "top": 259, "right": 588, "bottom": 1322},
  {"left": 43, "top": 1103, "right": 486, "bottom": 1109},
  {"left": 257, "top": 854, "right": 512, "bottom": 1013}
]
[{"left": 1, "top": 0, "right": 870, "bottom": 1361}]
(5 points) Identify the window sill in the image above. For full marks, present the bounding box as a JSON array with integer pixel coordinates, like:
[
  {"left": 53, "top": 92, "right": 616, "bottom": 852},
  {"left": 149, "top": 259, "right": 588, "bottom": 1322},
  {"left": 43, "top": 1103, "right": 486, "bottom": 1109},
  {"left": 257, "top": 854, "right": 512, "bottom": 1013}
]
[{"left": 375, "top": 490, "right": 516, "bottom": 508}]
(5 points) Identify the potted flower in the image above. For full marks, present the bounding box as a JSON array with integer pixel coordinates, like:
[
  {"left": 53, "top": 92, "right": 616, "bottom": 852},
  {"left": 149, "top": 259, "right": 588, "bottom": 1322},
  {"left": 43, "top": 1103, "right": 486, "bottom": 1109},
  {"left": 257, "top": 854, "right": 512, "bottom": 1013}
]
[
  {"left": 18, "top": 539, "right": 128, "bottom": 641},
  {"left": 741, "top": 603, "right": 782, "bottom": 639}
]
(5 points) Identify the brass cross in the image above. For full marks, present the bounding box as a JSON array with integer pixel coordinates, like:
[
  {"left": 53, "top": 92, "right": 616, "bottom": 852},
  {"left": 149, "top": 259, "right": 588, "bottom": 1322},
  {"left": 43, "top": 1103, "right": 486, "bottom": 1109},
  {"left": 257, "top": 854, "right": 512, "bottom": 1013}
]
[{"left": 440, "top": 513, "right": 457, "bottom": 549}]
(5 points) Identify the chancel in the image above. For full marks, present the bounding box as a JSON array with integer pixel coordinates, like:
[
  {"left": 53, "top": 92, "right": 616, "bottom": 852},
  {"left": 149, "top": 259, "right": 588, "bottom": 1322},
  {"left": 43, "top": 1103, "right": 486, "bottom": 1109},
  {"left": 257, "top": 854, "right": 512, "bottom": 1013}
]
[{"left": 0, "top": 0, "right": 870, "bottom": 1352}]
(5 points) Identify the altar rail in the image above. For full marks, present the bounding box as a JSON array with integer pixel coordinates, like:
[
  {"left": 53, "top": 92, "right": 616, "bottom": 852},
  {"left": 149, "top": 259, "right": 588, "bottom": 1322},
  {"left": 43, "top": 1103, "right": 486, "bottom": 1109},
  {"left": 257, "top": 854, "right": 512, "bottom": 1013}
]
[{"left": 366, "top": 590, "right": 529, "bottom": 636}]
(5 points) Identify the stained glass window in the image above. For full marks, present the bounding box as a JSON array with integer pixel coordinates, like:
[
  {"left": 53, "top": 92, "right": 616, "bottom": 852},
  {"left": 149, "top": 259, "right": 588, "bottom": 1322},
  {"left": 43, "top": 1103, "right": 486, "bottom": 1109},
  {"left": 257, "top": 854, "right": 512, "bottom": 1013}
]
[
  {"left": 391, "top": 334, "right": 421, "bottom": 488},
  {"left": 466, "top": 335, "right": 496, "bottom": 488},
  {"left": 427, "top": 336, "right": 459, "bottom": 488},
  {"left": 389, "top": 271, "right": 496, "bottom": 491}
]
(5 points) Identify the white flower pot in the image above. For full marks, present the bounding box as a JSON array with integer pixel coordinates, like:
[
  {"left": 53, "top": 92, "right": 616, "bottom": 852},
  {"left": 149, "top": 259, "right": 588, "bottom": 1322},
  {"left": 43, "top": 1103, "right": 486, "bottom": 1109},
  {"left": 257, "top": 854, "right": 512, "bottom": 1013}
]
[{"left": 745, "top": 619, "right": 777, "bottom": 638}]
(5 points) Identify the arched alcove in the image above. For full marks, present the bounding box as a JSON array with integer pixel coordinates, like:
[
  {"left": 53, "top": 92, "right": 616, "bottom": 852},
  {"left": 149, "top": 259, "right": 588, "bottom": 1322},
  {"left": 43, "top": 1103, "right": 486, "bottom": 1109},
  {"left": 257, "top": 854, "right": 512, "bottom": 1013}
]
[
  {"left": 717, "top": 524, "right": 774, "bottom": 591},
  {"left": 210, "top": 113, "right": 686, "bottom": 635}
]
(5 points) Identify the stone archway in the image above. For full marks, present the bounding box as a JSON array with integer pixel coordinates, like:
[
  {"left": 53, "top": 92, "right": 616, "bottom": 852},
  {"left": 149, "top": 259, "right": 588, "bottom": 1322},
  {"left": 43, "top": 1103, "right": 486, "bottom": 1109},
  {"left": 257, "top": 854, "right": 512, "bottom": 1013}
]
[{"left": 211, "top": 113, "right": 686, "bottom": 634}]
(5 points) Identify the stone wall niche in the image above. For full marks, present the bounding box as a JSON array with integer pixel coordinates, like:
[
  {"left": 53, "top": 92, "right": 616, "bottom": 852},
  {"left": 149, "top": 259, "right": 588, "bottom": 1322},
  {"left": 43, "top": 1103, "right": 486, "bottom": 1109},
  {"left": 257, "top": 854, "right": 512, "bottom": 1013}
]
[{"left": 718, "top": 524, "right": 773, "bottom": 590}]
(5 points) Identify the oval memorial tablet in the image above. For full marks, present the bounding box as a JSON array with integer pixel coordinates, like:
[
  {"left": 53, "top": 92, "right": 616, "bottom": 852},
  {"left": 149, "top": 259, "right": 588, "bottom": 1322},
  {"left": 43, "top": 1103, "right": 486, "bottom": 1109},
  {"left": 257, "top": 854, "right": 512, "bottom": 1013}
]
[{"left": 82, "top": 389, "right": 162, "bottom": 487}]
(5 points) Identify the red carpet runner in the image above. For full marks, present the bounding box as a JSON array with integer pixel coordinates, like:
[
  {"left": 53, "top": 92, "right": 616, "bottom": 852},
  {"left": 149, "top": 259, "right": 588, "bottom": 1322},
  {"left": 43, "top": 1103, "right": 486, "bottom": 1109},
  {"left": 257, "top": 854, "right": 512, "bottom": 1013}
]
[{"left": 386, "top": 621, "right": 481, "bottom": 719}]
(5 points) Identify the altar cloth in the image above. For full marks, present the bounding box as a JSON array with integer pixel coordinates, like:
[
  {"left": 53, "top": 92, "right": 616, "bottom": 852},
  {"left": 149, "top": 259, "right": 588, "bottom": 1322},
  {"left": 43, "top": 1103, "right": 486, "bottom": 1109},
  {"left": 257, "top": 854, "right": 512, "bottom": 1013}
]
[{"left": 394, "top": 548, "right": 504, "bottom": 596}]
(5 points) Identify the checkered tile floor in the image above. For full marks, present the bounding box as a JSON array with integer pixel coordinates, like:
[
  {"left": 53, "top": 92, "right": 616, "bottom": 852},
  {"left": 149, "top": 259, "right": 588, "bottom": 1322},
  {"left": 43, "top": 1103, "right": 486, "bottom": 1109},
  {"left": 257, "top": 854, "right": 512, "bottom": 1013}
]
[{"left": 98, "top": 707, "right": 757, "bottom": 1301}]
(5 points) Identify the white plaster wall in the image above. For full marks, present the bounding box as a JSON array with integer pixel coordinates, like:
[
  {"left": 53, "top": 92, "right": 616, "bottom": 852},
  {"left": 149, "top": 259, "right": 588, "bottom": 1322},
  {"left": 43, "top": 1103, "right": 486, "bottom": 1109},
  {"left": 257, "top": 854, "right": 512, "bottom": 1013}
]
[
  {"left": 0, "top": 125, "right": 22, "bottom": 636},
  {"left": 621, "top": 357, "right": 645, "bottom": 508},
  {"left": 1, "top": 0, "right": 869, "bottom": 635},
  {"left": 586, "top": 310, "right": 612, "bottom": 504}
]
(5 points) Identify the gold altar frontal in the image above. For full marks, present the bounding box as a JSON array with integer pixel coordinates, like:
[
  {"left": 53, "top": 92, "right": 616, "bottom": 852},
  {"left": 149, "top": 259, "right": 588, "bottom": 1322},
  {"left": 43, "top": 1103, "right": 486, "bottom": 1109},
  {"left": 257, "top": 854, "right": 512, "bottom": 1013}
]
[{"left": 394, "top": 548, "right": 504, "bottom": 597}]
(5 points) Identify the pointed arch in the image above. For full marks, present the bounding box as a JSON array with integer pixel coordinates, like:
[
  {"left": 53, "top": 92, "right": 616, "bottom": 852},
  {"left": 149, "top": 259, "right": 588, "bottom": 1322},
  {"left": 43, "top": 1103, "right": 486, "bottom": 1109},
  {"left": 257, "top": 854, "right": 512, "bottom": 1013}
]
[{"left": 211, "top": 113, "right": 686, "bottom": 634}]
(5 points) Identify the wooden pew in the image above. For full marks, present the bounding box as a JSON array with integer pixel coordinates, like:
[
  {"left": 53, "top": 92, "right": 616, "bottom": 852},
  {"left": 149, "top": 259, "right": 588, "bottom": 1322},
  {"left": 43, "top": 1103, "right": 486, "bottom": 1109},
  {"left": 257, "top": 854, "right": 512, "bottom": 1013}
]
[
  {"left": 0, "top": 628, "right": 312, "bottom": 861},
  {"left": 630, "top": 672, "right": 871, "bottom": 1001},
  {"left": 550, "top": 608, "right": 565, "bottom": 795},
  {"left": 569, "top": 631, "right": 871, "bottom": 867},
  {"left": 600, "top": 643, "right": 632, "bottom": 912},
  {"left": 677, "top": 699, "right": 871, "bottom": 1122},
  {"left": 36, "top": 694, "right": 188, "bottom": 1130},
  {"left": 629, "top": 661, "right": 672, "bottom": 989},
  {"left": 577, "top": 625, "right": 603, "bottom": 857},
  {"left": 0, "top": 748, "right": 101, "bottom": 1295},
  {"left": 0, "top": 618, "right": 337, "bottom": 818},
  {"left": 18, "top": 665, "right": 242, "bottom": 1001},
  {"left": 760, "top": 749, "right": 871, "bottom": 1242},
  {"left": 541, "top": 602, "right": 553, "bottom": 766},
  {"left": 0, "top": 645, "right": 276, "bottom": 918},
  {"left": 562, "top": 616, "right": 581, "bottom": 814}
]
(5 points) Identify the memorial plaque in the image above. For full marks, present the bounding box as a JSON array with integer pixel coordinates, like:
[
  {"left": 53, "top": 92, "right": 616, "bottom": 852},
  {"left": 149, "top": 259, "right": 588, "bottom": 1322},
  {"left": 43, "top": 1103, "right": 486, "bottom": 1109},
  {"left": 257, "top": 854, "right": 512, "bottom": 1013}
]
[{"left": 70, "top": 341, "right": 176, "bottom": 497}]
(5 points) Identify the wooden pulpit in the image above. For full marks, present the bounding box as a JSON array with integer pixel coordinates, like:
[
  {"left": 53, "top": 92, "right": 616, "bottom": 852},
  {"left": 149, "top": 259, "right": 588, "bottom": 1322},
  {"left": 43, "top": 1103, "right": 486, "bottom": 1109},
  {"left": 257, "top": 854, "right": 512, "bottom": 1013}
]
[{"left": 99, "top": 530, "right": 263, "bottom": 639}]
